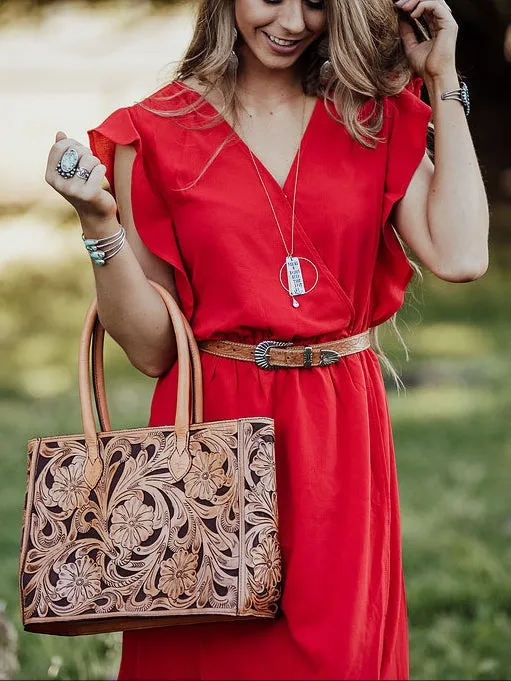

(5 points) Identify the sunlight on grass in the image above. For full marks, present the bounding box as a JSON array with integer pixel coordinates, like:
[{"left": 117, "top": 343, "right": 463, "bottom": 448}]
[
  {"left": 389, "top": 385, "right": 499, "bottom": 421},
  {"left": 408, "top": 323, "right": 495, "bottom": 358},
  {"left": 19, "top": 365, "right": 73, "bottom": 398}
]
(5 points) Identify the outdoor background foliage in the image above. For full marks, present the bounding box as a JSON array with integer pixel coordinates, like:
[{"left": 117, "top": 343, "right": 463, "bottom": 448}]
[{"left": 0, "top": 1, "right": 510, "bottom": 679}]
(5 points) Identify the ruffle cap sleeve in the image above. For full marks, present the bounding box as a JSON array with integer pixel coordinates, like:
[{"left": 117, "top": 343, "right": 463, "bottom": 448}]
[
  {"left": 371, "top": 78, "right": 431, "bottom": 327},
  {"left": 87, "top": 106, "right": 194, "bottom": 319}
]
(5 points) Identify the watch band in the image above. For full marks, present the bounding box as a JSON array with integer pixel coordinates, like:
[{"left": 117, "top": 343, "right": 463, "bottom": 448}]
[{"left": 440, "top": 80, "right": 470, "bottom": 117}]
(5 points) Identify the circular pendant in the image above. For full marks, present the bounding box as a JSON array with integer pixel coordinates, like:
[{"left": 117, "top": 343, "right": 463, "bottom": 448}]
[{"left": 279, "top": 256, "right": 319, "bottom": 306}]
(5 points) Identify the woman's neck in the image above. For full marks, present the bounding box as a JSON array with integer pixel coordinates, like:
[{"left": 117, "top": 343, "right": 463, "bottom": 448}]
[{"left": 236, "top": 55, "right": 304, "bottom": 111}]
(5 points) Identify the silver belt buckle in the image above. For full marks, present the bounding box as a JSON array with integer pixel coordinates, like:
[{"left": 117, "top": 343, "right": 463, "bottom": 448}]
[
  {"left": 319, "top": 350, "right": 341, "bottom": 366},
  {"left": 254, "top": 340, "right": 292, "bottom": 370},
  {"left": 304, "top": 347, "right": 341, "bottom": 367}
]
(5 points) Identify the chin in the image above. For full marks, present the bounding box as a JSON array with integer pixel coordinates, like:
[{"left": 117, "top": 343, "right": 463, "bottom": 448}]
[
  {"left": 261, "top": 55, "right": 300, "bottom": 70},
  {"left": 242, "top": 50, "right": 297, "bottom": 72},
  {"left": 249, "top": 44, "right": 306, "bottom": 71}
]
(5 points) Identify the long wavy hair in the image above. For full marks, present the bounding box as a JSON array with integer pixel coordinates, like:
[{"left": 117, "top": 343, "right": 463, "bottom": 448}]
[{"left": 162, "top": 0, "right": 413, "bottom": 147}]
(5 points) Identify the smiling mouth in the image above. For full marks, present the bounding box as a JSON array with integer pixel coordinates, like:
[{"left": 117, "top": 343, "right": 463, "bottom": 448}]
[{"left": 265, "top": 33, "right": 302, "bottom": 47}]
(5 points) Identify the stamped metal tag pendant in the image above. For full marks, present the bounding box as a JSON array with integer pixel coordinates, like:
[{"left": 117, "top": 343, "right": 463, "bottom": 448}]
[
  {"left": 280, "top": 256, "right": 320, "bottom": 308},
  {"left": 286, "top": 256, "right": 306, "bottom": 303}
]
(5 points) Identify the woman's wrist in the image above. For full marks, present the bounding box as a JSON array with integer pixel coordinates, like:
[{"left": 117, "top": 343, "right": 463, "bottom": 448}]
[
  {"left": 423, "top": 67, "right": 460, "bottom": 98},
  {"left": 79, "top": 213, "right": 121, "bottom": 239}
]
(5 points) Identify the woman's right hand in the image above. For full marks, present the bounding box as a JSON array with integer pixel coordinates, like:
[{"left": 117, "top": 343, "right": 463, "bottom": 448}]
[{"left": 45, "top": 131, "right": 118, "bottom": 226}]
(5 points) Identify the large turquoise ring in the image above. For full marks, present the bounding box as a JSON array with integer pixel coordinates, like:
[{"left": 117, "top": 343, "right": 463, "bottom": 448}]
[{"left": 56, "top": 148, "right": 79, "bottom": 179}]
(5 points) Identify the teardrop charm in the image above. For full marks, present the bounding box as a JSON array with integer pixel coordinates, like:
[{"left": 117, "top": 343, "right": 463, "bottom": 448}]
[{"left": 292, "top": 298, "right": 300, "bottom": 308}]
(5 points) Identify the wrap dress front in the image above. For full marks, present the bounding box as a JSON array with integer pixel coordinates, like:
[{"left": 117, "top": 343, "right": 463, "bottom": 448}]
[{"left": 89, "top": 79, "right": 431, "bottom": 681}]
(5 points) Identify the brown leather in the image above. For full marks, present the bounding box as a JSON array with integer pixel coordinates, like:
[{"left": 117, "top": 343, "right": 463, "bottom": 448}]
[
  {"left": 20, "top": 280, "right": 281, "bottom": 635},
  {"left": 26, "top": 612, "right": 262, "bottom": 636},
  {"left": 199, "top": 329, "right": 371, "bottom": 368}
]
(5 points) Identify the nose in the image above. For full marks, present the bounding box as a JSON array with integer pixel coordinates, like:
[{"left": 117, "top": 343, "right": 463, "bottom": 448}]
[{"left": 279, "top": 0, "right": 306, "bottom": 35}]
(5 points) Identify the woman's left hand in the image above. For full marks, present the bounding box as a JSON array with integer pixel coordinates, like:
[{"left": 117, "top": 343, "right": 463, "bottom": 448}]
[{"left": 394, "top": 0, "right": 458, "bottom": 79}]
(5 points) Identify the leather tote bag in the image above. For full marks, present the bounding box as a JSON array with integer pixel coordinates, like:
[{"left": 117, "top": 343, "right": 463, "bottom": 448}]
[{"left": 20, "top": 281, "right": 282, "bottom": 635}]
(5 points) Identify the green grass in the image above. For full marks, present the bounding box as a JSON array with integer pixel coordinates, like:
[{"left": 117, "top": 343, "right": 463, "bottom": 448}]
[
  {"left": 392, "top": 383, "right": 511, "bottom": 679},
  {"left": 390, "top": 270, "right": 511, "bottom": 680},
  {"left": 1, "top": 261, "right": 510, "bottom": 679}
]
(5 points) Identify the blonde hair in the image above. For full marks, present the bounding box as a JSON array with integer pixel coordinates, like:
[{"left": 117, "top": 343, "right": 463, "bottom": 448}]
[
  {"left": 155, "top": 0, "right": 413, "bottom": 147},
  {"left": 322, "top": 0, "right": 411, "bottom": 145}
]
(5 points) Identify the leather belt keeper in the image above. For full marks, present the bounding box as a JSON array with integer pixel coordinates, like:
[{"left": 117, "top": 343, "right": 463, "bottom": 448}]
[{"left": 199, "top": 330, "right": 372, "bottom": 370}]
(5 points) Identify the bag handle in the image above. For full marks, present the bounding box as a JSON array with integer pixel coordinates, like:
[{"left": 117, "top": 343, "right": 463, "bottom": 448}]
[
  {"left": 91, "top": 311, "right": 204, "bottom": 431},
  {"left": 79, "top": 280, "right": 203, "bottom": 488}
]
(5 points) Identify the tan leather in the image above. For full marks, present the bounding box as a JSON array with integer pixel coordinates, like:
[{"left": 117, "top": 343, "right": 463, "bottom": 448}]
[
  {"left": 20, "top": 280, "right": 281, "bottom": 636},
  {"left": 184, "top": 314, "right": 204, "bottom": 423},
  {"left": 79, "top": 281, "right": 203, "bottom": 483},
  {"left": 91, "top": 320, "right": 111, "bottom": 431},
  {"left": 90, "top": 294, "right": 204, "bottom": 431},
  {"left": 199, "top": 329, "right": 371, "bottom": 368}
]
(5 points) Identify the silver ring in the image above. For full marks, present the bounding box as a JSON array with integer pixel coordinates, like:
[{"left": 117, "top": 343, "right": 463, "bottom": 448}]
[
  {"left": 56, "top": 148, "right": 79, "bottom": 179},
  {"left": 75, "top": 166, "right": 91, "bottom": 181}
]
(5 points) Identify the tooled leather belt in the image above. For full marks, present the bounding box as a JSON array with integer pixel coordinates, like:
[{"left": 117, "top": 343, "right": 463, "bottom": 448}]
[{"left": 198, "top": 330, "right": 372, "bottom": 370}]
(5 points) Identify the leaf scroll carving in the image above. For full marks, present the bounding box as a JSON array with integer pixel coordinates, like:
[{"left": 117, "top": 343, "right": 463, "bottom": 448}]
[{"left": 20, "top": 418, "right": 282, "bottom": 632}]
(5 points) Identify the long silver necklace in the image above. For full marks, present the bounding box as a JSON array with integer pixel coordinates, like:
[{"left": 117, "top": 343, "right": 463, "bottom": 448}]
[{"left": 241, "top": 97, "right": 319, "bottom": 308}]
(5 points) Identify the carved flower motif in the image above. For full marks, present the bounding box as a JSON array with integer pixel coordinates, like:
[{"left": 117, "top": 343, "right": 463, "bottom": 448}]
[
  {"left": 55, "top": 556, "right": 101, "bottom": 605},
  {"left": 48, "top": 460, "right": 89, "bottom": 511},
  {"left": 183, "top": 449, "right": 226, "bottom": 500},
  {"left": 110, "top": 497, "right": 154, "bottom": 549},
  {"left": 250, "top": 440, "right": 275, "bottom": 491},
  {"left": 159, "top": 549, "right": 198, "bottom": 599},
  {"left": 251, "top": 535, "right": 281, "bottom": 590}
]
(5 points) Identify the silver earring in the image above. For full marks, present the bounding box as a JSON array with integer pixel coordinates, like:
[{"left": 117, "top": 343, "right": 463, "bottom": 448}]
[
  {"left": 226, "top": 28, "right": 239, "bottom": 75},
  {"left": 317, "top": 37, "right": 333, "bottom": 86}
]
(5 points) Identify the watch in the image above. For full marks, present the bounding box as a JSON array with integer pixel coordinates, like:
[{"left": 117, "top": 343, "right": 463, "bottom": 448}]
[{"left": 440, "top": 80, "right": 471, "bottom": 117}]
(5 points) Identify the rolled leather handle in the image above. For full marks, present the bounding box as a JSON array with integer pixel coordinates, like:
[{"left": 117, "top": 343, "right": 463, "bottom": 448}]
[
  {"left": 91, "top": 320, "right": 111, "bottom": 432},
  {"left": 79, "top": 280, "right": 202, "bottom": 488},
  {"left": 91, "top": 307, "right": 204, "bottom": 431}
]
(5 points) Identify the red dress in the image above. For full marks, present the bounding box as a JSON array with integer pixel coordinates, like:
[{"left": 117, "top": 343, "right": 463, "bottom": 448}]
[{"left": 89, "top": 79, "right": 431, "bottom": 681}]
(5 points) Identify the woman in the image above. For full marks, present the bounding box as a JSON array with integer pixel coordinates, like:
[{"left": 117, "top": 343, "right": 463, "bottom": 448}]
[{"left": 46, "top": 0, "right": 489, "bottom": 678}]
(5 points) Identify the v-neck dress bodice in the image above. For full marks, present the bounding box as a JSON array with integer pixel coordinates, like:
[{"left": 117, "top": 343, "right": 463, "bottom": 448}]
[
  {"left": 178, "top": 84, "right": 323, "bottom": 192},
  {"left": 89, "top": 79, "right": 431, "bottom": 681}
]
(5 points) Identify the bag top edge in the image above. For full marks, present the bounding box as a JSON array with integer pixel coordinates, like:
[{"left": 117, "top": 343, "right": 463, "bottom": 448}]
[{"left": 27, "top": 416, "right": 275, "bottom": 444}]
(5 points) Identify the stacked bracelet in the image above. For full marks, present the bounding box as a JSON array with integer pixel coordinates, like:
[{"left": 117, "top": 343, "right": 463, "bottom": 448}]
[
  {"left": 440, "top": 80, "right": 470, "bottom": 117},
  {"left": 82, "top": 226, "right": 126, "bottom": 266}
]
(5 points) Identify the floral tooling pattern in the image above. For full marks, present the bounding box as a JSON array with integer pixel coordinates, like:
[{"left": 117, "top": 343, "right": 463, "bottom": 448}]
[{"left": 20, "top": 419, "right": 281, "bottom": 632}]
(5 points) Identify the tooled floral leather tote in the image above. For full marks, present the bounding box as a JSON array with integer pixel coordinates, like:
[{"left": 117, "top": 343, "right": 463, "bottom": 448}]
[{"left": 19, "top": 281, "right": 282, "bottom": 635}]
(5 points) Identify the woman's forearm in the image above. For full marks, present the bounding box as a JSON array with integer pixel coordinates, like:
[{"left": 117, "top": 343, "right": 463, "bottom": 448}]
[
  {"left": 81, "top": 214, "right": 177, "bottom": 377},
  {"left": 424, "top": 70, "right": 489, "bottom": 278}
]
